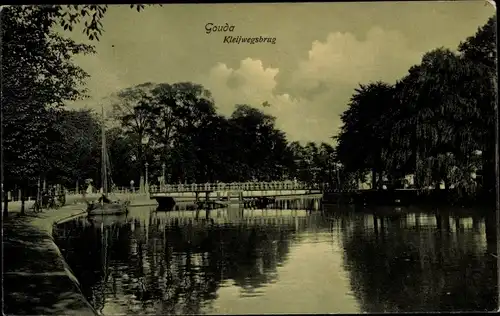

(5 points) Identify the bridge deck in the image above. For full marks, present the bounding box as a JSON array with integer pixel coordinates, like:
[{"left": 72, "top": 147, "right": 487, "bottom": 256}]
[{"left": 150, "top": 181, "right": 321, "bottom": 196}]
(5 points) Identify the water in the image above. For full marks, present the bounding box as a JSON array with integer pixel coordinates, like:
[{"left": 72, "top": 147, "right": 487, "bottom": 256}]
[{"left": 53, "top": 201, "right": 498, "bottom": 314}]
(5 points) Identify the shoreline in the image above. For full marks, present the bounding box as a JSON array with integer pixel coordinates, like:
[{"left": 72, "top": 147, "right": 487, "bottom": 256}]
[
  {"left": 3, "top": 204, "right": 97, "bottom": 315},
  {"left": 3, "top": 195, "right": 154, "bottom": 316}
]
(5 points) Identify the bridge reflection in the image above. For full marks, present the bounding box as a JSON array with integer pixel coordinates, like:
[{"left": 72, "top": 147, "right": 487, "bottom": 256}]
[
  {"left": 53, "top": 204, "right": 497, "bottom": 314},
  {"left": 55, "top": 206, "right": 305, "bottom": 315}
]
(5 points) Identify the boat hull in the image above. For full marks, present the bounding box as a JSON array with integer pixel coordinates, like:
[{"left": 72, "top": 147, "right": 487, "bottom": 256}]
[
  {"left": 87, "top": 214, "right": 131, "bottom": 227},
  {"left": 87, "top": 202, "right": 129, "bottom": 216}
]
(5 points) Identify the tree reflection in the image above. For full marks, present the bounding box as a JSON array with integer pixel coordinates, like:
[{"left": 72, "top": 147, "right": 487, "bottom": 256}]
[
  {"left": 339, "top": 210, "right": 498, "bottom": 312},
  {"left": 53, "top": 205, "right": 495, "bottom": 314},
  {"left": 53, "top": 210, "right": 299, "bottom": 315}
]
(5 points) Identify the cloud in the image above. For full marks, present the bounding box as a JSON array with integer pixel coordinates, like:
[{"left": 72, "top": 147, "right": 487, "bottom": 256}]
[
  {"left": 203, "top": 59, "right": 279, "bottom": 108},
  {"left": 288, "top": 26, "right": 421, "bottom": 98},
  {"left": 198, "top": 27, "right": 422, "bottom": 144},
  {"left": 70, "top": 26, "right": 423, "bottom": 144},
  {"left": 198, "top": 58, "right": 330, "bottom": 144}
]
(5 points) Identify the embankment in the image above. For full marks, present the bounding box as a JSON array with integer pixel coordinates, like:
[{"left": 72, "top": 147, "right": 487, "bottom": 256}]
[
  {"left": 3, "top": 205, "right": 96, "bottom": 315},
  {"left": 3, "top": 196, "right": 153, "bottom": 315}
]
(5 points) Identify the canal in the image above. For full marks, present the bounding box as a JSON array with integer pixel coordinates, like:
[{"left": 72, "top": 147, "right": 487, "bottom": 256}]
[{"left": 53, "top": 202, "right": 498, "bottom": 314}]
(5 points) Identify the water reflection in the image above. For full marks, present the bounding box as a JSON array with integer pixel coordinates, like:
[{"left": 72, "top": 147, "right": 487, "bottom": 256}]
[
  {"left": 53, "top": 202, "right": 497, "bottom": 314},
  {"left": 333, "top": 206, "right": 498, "bottom": 313}
]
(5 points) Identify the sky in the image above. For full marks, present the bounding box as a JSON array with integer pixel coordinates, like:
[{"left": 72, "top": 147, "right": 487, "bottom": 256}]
[{"left": 66, "top": 1, "right": 495, "bottom": 144}]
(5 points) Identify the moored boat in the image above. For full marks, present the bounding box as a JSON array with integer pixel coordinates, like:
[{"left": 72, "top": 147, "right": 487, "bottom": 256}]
[
  {"left": 87, "top": 213, "right": 131, "bottom": 228},
  {"left": 85, "top": 103, "right": 131, "bottom": 217},
  {"left": 87, "top": 200, "right": 130, "bottom": 216}
]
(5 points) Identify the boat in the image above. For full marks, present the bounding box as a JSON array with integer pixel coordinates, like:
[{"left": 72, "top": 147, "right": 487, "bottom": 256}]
[
  {"left": 87, "top": 200, "right": 130, "bottom": 216},
  {"left": 87, "top": 104, "right": 130, "bottom": 217},
  {"left": 87, "top": 213, "right": 131, "bottom": 227}
]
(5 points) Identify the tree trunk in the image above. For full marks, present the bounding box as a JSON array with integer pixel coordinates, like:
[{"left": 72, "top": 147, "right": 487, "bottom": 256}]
[
  {"left": 433, "top": 180, "right": 441, "bottom": 204},
  {"left": 482, "top": 147, "right": 495, "bottom": 204},
  {"left": 444, "top": 180, "right": 450, "bottom": 191},
  {"left": 413, "top": 173, "right": 420, "bottom": 190},
  {"left": 485, "top": 211, "right": 497, "bottom": 246},
  {"left": 20, "top": 188, "right": 25, "bottom": 215},
  {"left": 378, "top": 172, "right": 383, "bottom": 190},
  {"left": 434, "top": 180, "right": 441, "bottom": 192},
  {"left": 3, "top": 190, "right": 8, "bottom": 218},
  {"left": 137, "top": 143, "right": 144, "bottom": 179},
  {"left": 371, "top": 169, "right": 377, "bottom": 190},
  {"left": 386, "top": 173, "right": 392, "bottom": 189}
]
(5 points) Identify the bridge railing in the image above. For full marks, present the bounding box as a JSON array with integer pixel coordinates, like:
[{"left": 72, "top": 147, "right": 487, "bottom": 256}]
[{"left": 149, "top": 181, "right": 322, "bottom": 193}]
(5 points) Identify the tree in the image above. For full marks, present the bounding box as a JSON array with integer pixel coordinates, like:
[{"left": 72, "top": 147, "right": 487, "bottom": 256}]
[
  {"left": 106, "top": 127, "right": 140, "bottom": 187},
  {"left": 458, "top": 16, "right": 497, "bottom": 69},
  {"left": 458, "top": 15, "right": 497, "bottom": 199},
  {"left": 229, "top": 105, "right": 288, "bottom": 181},
  {"left": 302, "top": 142, "right": 320, "bottom": 184},
  {"left": 287, "top": 141, "right": 306, "bottom": 180},
  {"left": 112, "top": 82, "right": 218, "bottom": 183},
  {"left": 335, "top": 81, "right": 397, "bottom": 189},
  {"left": 190, "top": 114, "right": 235, "bottom": 182},
  {"left": 32, "top": 5, "right": 149, "bottom": 41},
  {"left": 48, "top": 109, "right": 101, "bottom": 187},
  {"left": 148, "top": 82, "right": 217, "bottom": 183},
  {"left": 110, "top": 83, "right": 157, "bottom": 180},
  {"left": 335, "top": 16, "right": 496, "bottom": 200},
  {"left": 110, "top": 84, "right": 308, "bottom": 184},
  {"left": 317, "top": 143, "right": 336, "bottom": 186},
  {"left": 1, "top": 5, "right": 149, "bottom": 216},
  {"left": 2, "top": 7, "right": 93, "bottom": 215},
  {"left": 394, "top": 48, "right": 488, "bottom": 192}
]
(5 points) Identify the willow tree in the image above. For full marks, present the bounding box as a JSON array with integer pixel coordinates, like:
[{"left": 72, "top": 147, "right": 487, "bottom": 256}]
[
  {"left": 393, "top": 48, "right": 487, "bottom": 193},
  {"left": 458, "top": 15, "right": 497, "bottom": 199}
]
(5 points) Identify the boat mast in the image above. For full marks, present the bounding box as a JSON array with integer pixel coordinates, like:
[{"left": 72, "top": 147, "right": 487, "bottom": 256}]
[{"left": 101, "top": 104, "right": 108, "bottom": 196}]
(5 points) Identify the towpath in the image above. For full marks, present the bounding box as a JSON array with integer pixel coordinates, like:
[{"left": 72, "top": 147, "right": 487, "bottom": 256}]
[{"left": 2, "top": 194, "right": 152, "bottom": 315}]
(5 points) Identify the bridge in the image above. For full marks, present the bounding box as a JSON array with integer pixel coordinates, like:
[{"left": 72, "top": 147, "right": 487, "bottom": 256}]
[{"left": 149, "top": 181, "right": 322, "bottom": 209}]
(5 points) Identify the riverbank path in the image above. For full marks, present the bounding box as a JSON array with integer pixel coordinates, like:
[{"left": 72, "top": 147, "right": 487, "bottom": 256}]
[{"left": 2, "top": 194, "right": 152, "bottom": 315}]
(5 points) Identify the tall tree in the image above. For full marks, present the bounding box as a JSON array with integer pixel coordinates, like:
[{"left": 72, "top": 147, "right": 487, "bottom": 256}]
[
  {"left": 395, "top": 48, "right": 488, "bottom": 192},
  {"left": 111, "top": 82, "right": 156, "bottom": 180},
  {"left": 106, "top": 127, "right": 140, "bottom": 187},
  {"left": 317, "top": 143, "right": 336, "bottom": 186},
  {"left": 229, "top": 105, "right": 286, "bottom": 181},
  {"left": 148, "top": 82, "right": 217, "bottom": 183},
  {"left": 288, "top": 141, "right": 306, "bottom": 180},
  {"left": 458, "top": 15, "right": 497, "bottom": 199},
  {"left": 1, "top": 5, "right": 149, "bottom": 216},
  {"left": 458, "top": 16, "right": 497, "bottom": 69},
  {"left": 190, "top": 114, "right": 234, "bottom": 182},
  {"left": 2, "top": 7, "right": 93, "bottom": 215},
  {"left": 335, "top": 81, "right": 396, "bottom": 189},
  {"left": 48, "top": 109, "right": 101, "bottom": 187}
]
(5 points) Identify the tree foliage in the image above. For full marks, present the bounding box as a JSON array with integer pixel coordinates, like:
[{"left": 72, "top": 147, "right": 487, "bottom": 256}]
[
  {"left": 26, "top": 5, "right": 149, "bottom": 41},
  {"left": 2, "top": 7, "right": 94, "bottom": 191},
  {"left": 334, "top": 15, "right": 497, "bottom": 201},
  {"left": 1, "top": 5, "right": 148, "bottom": 215},
  {"left": 336, "top": 81, "right": 397, "bottom": 188},
  {"left": 109, "top": 82, "right": 333, "bottom": 185},
  {"left": 50, "top": 110, "right": 102, "bottom": 185}
]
